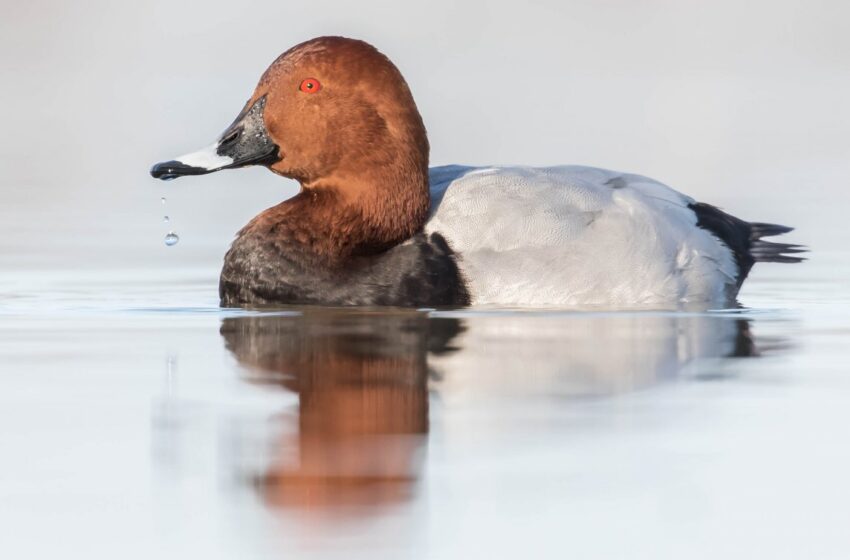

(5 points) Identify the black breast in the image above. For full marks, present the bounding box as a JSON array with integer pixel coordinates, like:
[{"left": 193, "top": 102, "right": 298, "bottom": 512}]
[{"left": 219, "top": 232, "right": 470, "bottom": 308}]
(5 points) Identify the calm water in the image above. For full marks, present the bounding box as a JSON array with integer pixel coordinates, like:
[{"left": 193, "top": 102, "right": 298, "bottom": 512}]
[
  {"left": 1, "top": 254, "right": 849, "bottom": 559},
  {"left": 3, "top": 0, "right": 849, "bottom": 556}
]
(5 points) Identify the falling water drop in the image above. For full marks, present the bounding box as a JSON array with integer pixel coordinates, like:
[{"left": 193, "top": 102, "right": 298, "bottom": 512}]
[
  {"left": 163, "top": 215, "right": 170, "bottom": 223},
  {"left": 161, "top": 196, "right": 167, "bottom": 205},
  {"left": 164, "top": 231, "right": 180, "bottom": 247}
]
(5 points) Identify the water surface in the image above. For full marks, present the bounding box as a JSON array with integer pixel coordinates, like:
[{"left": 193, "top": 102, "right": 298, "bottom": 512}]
[{"left": 1, "top": 256, "right": 848, "bottom": 559}]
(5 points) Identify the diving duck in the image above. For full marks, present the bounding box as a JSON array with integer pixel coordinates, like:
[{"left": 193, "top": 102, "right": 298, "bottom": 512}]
[{"left": 151, "top": 36, "right": 803, "bottom": 307}]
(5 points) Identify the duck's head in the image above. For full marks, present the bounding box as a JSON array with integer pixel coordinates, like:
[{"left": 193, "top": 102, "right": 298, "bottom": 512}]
[{"left": 151, "top": 36, "right": 429, "bottom": 208}]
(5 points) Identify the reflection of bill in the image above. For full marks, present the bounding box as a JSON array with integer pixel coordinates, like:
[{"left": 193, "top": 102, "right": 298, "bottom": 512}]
[{"left": 220, "top": 311, "right": 463, "bottom": 508}]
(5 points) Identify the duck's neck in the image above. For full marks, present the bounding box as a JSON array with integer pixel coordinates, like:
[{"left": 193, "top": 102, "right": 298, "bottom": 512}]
[{"left": 258, "top": 164, "right": 431, "bottom": 265}]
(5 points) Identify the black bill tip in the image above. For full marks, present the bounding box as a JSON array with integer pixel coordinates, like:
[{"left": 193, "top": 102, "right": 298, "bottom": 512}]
[{"left": 150, "top": 160, "right": 211, "bottom": 181}]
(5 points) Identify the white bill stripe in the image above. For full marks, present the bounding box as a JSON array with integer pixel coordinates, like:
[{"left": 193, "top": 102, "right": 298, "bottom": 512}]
[{"left": 175, "top": 143, "right": 234, "bottom": 170}]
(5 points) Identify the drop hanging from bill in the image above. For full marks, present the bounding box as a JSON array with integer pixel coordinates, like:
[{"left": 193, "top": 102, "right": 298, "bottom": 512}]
[{"left": 160, "top": 196, "right": 179, "bottom": 247}]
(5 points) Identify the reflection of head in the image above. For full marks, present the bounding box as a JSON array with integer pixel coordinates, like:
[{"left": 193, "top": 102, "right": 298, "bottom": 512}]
[{"left": 220, "top": 311, "right": 462, "bottom": 508}]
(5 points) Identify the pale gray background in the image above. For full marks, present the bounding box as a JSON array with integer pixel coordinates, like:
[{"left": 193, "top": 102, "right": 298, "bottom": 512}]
[
  {"left": 1, "top": 0, "right": 847, "bottom": 273},
  {"left": 2, "top": 3, "right": 850, "bottom": 559}
]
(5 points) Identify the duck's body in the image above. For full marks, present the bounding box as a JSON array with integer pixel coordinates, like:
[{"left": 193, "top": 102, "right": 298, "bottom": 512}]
[
  {"left": 152, "top": 36, "right": 803, "bottom": 308},
  {"left": 219, "top": 164, "right": 798, "bottom": 307},
  {"left": 428, "top": 165, "right": 740, "bottom": 307}
]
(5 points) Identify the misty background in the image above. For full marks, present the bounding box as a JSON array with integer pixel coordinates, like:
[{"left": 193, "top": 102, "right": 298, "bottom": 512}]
[
  {"left": 2, "top": 4, "right": 850, "bottom": 558},
  {"left": 1, "top": 0, "right": 847, "bottom": 286}
]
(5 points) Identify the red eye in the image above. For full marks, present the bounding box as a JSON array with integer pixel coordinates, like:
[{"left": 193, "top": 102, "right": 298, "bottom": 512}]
[{"left": 299, "top": 78, "right": 321, "bottom": 93}]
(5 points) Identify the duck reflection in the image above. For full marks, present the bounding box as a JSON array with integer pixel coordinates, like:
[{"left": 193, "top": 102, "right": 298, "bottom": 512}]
[
  {"left": 427, "top": 313, "right": 756, "bottom": 400},
  {"left": 219, "top": 309, "right": 760, "bottom": 509},
  {"left": 220, "top": 310, "right": 462, "bottom": 508}
]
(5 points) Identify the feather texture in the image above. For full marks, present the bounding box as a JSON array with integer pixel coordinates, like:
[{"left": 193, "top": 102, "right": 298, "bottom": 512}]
[{"left": 426, "top": 165, "right": 768, "bottom": 306}]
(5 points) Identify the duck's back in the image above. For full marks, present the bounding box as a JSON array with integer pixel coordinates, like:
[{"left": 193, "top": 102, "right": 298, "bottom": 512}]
[{"left": 425, "top": 165, "right": 740, "bottom": 306}]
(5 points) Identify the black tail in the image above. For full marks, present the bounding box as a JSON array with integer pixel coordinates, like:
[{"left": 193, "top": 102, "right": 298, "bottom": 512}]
[
  {"left": 689, "top": 203, "right": 806, "bottom": 287},
  {"left": 748, "top": 222, "right": 807, "bottom": 264}
]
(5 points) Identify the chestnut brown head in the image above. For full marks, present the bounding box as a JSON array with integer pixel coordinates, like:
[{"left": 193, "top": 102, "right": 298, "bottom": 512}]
[{"left": 150, "top": 36, "right": 429, "bottom": 200}]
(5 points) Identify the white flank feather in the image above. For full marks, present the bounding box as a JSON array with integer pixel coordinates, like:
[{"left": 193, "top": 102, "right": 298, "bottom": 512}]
[{"left": 425, "top": 165, "right": 739, "bottom": 307}]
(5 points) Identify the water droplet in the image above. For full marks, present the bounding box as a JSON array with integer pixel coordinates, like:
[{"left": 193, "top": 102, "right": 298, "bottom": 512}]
[
  {"left": 161, "top": 197, "right": 167, "bottom": 204},
  {"left": 164, "top": 231, "right": 179, "bottom": 246},
  {"left": 163, "top": 215, "right": 170, "bottom": 223}
]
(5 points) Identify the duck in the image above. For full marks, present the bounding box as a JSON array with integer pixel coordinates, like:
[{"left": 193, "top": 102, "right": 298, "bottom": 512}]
[{"left": 150, "top": 36, "right": 804, "bottom": 308}]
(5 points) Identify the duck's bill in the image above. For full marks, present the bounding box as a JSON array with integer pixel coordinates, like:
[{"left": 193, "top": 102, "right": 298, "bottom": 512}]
[{"left": 150, "top": 95, "right": 279, "bottom": 181}]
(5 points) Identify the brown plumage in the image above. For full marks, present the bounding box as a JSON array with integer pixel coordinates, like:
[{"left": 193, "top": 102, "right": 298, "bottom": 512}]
[
  {"left": 252, "top": 37, "right": 431, "bottom": 261},
  {"left": 198, "top": 37, "right": 470, "bottom": 307}
]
